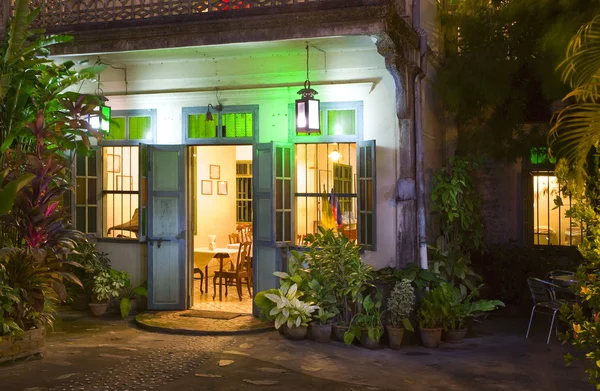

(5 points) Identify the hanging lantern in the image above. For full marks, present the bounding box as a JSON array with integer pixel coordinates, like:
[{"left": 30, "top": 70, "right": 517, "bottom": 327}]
[{"left": 296, "top": 43, "right": 321, "bottom": 135}]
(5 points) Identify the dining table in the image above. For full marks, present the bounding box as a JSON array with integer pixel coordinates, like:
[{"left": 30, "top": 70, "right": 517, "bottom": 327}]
[{"left": 194, "top": 247, "right": 239, "bottom": 301}]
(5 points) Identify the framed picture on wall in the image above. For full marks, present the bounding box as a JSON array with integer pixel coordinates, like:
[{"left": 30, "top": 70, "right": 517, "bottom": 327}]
[
  {"left": 107, "top": 154, "right": 121, "bottom": 173},
  {"left": 201, "top": 180, "right": 213, "bottom": 195},
  {"left": 217, "top": 181, "right": 228, "bottom": 195},
  {"left": 210, "top": 165, "right": 220, "bottom": 179}
]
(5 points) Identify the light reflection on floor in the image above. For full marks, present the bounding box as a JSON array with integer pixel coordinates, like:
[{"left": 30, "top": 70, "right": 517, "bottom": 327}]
[{"left": 191, "top": 279, "right": 253, "bottom": 314}]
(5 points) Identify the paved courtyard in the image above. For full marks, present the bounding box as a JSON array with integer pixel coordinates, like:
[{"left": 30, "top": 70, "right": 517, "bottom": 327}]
[{"left": 0, "top": 311, "right": 592, "bottom": 390}]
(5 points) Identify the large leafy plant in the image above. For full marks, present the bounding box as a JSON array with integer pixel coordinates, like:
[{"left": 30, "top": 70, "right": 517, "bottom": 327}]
[
  {"left": 258, "top": 282, "right": 318, "bottom": 330},
  {"left": 430, "top": 155, "right": 484, "bottom": 298},
  {"left": 91, "top": 269, "right": 128, "bottom": 304},
  {"left": 0, "top": 283, "right": 22, "bottom": 339},
  {"left": 291, "top": 227, "right": 373, "bottom": 325},
  {"left": 343, "top": 292, "right": 385, "bottom": 345},
  {"left": 417, "top": 286, "right": 453, "bottom": 329}
]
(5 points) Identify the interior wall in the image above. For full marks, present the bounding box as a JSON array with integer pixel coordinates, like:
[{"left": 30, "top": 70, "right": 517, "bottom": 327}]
[{"left": 193, "top": 145, "right": 237, "bottom": 250}]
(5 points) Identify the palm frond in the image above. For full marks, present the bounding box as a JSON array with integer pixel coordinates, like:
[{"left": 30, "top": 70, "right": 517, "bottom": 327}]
[{"left": 560, "top": 15, "right": 600, "bottom": 92}]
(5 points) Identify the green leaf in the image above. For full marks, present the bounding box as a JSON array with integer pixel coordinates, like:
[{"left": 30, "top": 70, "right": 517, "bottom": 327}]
[{"left": 120, "top": 297, "right": 131, "bottom": 319}]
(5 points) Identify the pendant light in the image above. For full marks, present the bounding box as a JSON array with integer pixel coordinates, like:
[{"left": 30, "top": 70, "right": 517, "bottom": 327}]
[
  {"left": 89, "top": 74, "right": 111, "bottom": 133},
  {"left": 296, "top": 43, "right": 321, "bottom": 135}
]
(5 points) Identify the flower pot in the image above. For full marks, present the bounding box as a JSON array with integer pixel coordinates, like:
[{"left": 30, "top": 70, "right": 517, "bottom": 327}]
[
  {"left": 332, "top": 324, "right": 349, "bottom": 342},
  {"left": 386, "top": 325, "right": 405, "bottom": 350},
  {"left": 359, "top": 330, "right": 381, "bottom": 349},
  {"left": 285, "top": 326, "right": 308, "bottom": 340},
  {"left": 278, "top": 325, "right": 287, "bottom": 336},
  {"left": 310, "top": 323, "right": 332, "bottom": 343},
  {"left": 89, "top": 302, "right": 109, "bottom": 317},
  {"left": 443, "top": 328, "right": 467, "bottom": 344},
  {"left": 71, "top": 293, "right": 90, "bottom": 311},
  {"left": 420, "top": 328, "right": 442, "bottom": 348}
]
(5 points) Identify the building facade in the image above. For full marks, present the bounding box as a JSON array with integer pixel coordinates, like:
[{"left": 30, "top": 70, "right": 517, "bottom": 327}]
[{"left": 4, "top": 0, "right": 446, "bottom": 312}]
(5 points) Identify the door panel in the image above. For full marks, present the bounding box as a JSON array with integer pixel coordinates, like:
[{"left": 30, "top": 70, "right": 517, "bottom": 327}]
[
  {"left": 147, "top": 145, "right": 187, "bottom": 310},
  {"left": 252, "top": 142, "right": 293, "bottom": 316}
]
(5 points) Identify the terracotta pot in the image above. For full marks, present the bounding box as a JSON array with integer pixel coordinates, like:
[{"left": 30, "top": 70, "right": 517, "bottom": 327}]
[
  {"left": 359, "top": 329, "right": 381, "bottom": 349},
  {"left": 332, "top": 324, "right": 349, "bottom": 342},
  {"left": 285, "top": 325, "right": 308, "bottom": 340},
  {"left": 310, "top": 322, "right": 332, "bottom": 343},
  {"left": 420, "top": 328, "right": 442, "bottom": 348},
  {"left": 89, "top": 302, "right": 109, "bottom": 317},
  {"left": 386, "top": 325, "right": 405, "bottom": 350},
  {"left": 443, "top": 328, "right": 467, "bottom": 344}
]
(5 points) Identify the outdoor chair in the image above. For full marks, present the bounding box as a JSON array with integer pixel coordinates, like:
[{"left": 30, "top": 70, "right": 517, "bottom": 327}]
[{"left": 526, "top": 277, "right": 567, "bottom": 344}]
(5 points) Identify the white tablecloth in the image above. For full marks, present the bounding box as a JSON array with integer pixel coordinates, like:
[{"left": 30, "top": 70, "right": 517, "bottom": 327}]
[{"left": 193, "top": 247, "right": 238, "bottom": 269}]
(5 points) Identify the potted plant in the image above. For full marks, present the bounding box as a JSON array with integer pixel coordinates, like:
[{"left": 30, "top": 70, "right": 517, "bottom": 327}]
[
  {"left": 443, "top": 288, "right": 504, "bottom": 343},
  {"left": 386, "top": 279, "right": 415, "bottom": 349},
  {"left": 119, "top": 280, "right": 148, "bottom": 319},
  {"left": 310, "top": 307, "right": 337, "bottom": 343},
  {"left": 344, "top": 291, "right": 384, "bottom": 349},
  {"left": 67, "top": 239, "right": 111, "bottom": 310},
  {"left": 259, "top": 283, "right": 318, "bottom": 340},
  {"left": 417, "top": 286, "right": 450, "bottom": 348},
  {"left": 90, "top": 269, "right": 127, "bottom": 317}
]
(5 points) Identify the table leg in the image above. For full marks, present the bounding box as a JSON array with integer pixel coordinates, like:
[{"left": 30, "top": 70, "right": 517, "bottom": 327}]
[
  {"left": 219, "top": 255, "right": 224, "bottom": 301},
  {"left": 205, "top": 265, "right": 209, "bottom": 294}
]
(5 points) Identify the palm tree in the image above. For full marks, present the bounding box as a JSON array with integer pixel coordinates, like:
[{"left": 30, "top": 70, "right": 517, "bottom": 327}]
[{"left": 549, "top": 15, "right": 600, "bottom": 185}]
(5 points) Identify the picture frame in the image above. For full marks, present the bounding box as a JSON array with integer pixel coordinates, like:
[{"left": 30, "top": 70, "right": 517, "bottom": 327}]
[
  {"left": 217, "top": 181, "right": 228, "bottom": 195},
  {"left": 201, "top": 180, "right": 213, "bottom": 195},
  {"left": 116, "top": 175, "right": 133, "bottom": 191},
  {"left": 209, "top": 164, "right": 220, "bottom": 180},
  {"left": 107, "top": 154, "right": 121, "bottom": 173}
]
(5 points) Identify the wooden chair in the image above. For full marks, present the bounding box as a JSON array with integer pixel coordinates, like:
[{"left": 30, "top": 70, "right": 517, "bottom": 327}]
[
  {"left": 193, "top": 268, "right": 204, "bottom": 294},
  {"left": 213, "top": 241, "right": 252, "bottom": 301},
  {"left": 236, "top": 223, "right": 253, "bottom": 243},
  {"left": 229, "top": 232, "right": 241, "bottom": 244}
]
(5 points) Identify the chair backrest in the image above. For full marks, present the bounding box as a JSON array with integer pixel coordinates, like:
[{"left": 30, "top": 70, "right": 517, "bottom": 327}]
[
  {"left": 527, "top": 278, "right": 555, "bottom": 303},
  {"left": 547, "top": 270, "right": 575, "bottom": 280},
  {"left": 235, "top": 241, "right": 252, "bottom": 273},
  {"left": 229, "top": 233, "right": 241, "bottom": 244},
  {"left": 237, "top": 223, "right": 253, "bottom": 243}
]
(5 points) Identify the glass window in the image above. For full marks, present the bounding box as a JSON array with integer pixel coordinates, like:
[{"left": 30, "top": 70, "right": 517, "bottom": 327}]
[
  {"left": 184, "top": 106, "right": 256, "bottom": 140},
  {"left": 295, "top": 143, "right": 358, "bottom": 243},
  {"left": 74, "top": 151, "right": 98, "bottom": 234},
  {"left": 532, "top": 174, "right": 578, "bottom": 246},
  {"left": 236, "top": 161, "right": 253, "bottom": 223},
  {"left": 293, "top": 103, "right": 360, "bottom": 140},
  {"left": 103, "top": 146, "right": 140, "bottom": 239}
]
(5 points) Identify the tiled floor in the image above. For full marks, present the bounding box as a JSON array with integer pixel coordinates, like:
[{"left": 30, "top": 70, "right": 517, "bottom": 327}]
[{"left": 191, "top": 279, "right": 253, "bottom": 314}]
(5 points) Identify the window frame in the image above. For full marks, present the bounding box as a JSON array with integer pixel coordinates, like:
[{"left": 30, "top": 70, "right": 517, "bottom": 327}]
[
  {"left": 288, "top": 101, "right": 363, "bottom": 143},
  {"left": 71, "top": 147, "right": 100, "bottom": 237},
  {"left": 182, "top": 104, "right": 258, "bottom": 145},
  {"left": 99, "top": 109, "right": 156, "bottom": 241}
]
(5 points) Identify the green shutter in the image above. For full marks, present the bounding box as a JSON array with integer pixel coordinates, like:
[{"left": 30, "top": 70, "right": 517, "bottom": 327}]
[
  {"left": 129, "top": 116, "right": 152, "bottom": 140},
  {"left": 223, "top": 112, "right": 253, "bottom": 138}
]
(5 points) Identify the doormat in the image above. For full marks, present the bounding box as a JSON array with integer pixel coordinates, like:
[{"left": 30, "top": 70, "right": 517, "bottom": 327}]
[{"left": 179, "top": 310, "right": 241, "bottom": 320}]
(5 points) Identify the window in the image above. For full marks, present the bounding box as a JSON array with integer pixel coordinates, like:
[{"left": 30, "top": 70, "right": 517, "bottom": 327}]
[
  {"left": 102, "top": 110, "right": 155, "bottom": 239},
  {"left": 529, "top": 173, "right": 578, "bottom": 247},
  {"left": 74, "top": 151, "right": 98, "bottom": 234},
  {"left": 295, "top": 143, "right": 359, "bottom": 243},
  {"left": 236, "top": 161, "right": 253, "bottom": 223},
  {"left": 183, "top": 105, "right": 257, "bottom": 142},
  {"left": 289, "top": 101, "right": 363, "bottom": 142}
]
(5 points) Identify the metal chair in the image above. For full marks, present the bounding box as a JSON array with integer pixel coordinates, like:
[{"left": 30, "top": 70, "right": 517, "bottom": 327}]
[{"left": 526, "top": 278, "right": 566, "bottom": 344}]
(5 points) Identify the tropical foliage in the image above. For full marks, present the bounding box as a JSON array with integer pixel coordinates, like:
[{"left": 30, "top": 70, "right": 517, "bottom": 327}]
[
  {"left": 386, "top": 279, "right": 415, "bottom": 331},
  {"left": 438, "top": 0, "right": 600, "bottom": 159},
  {"left": 429, "top": 155, "right": 484, "bottom": 297},
  {"left": 343, "top": 292, "right": 384, "bottom": 345}
]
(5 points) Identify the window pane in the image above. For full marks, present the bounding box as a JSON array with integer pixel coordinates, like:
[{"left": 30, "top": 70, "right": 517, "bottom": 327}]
[
  {"left": 328, "top": 110, "right": 356, "bottom": 136},
  {"left": 88, "top": 152, "right": 97, "bottom": 176},
  {"left": 87, "top": 207, "right": 97, "bottom": 234},
  {"left": 87, "top": 179, "right": 97, "bottom": 204},
  {"left": 104, "top": 193, "right": 139, "bottom": 238},
  {"left": 223, "top": 113, "right": 253, "bottom": 138},
  {"left": 76, "top": 206, "right": 86, "bottom": 232},
  {"left": 107, "top": 117, "right": 126, "bottom": 140},
  {"left": 76, "top": 154, "right": 86, "bottom": 176},
  {"left": 129, "top": 116, "right": 152, "bottom": 140},
  {"left": 532, "top": 174, "right": 577, "bottom": 246},
  {"left": 76, "top": 178, "right": 86, "bottom": 204},
  {"left": 188, "top": 114, "right": 217, "bottom": 138}
]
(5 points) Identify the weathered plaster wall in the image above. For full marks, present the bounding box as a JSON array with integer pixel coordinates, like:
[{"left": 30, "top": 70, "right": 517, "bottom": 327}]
[{"left": 93, "top": 240, "right": 148, "bottom": 287}]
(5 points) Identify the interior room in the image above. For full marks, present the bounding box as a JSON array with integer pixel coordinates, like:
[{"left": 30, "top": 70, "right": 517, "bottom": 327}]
[
  {"left": 191, "top": 145, "right": 253, "bottom": 313},
  {"left": 532, "top": 174, "right": 580, "bottom": 246}
]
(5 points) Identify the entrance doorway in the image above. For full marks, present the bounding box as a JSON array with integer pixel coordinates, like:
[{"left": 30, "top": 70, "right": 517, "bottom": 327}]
[{"left": 189, "top": 145, "right": 253, "bottom": 314}]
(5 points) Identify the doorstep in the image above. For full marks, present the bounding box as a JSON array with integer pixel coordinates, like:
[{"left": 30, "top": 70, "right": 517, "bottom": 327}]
[{"left": 135, "top": 310, "right": 273, "bottom": 336}]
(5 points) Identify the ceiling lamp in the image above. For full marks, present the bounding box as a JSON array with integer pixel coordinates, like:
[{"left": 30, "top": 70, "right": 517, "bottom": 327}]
[
  {"left": 329, "top": 149, "right": 342, "bottom": 162},
  {"left": 296, "top": 43, "right": 320, "bottom": 135}
]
